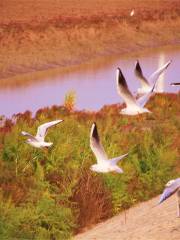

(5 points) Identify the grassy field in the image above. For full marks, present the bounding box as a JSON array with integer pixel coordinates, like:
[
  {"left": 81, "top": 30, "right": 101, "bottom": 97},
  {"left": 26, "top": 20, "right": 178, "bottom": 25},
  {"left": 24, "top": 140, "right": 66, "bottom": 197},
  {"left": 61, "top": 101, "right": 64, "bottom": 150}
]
[
  {"left": 1, "top": 0, "right": 180, "bottom": 82},
  {"left": 0, "top": 93, "right": 179, "bottom": 239}
]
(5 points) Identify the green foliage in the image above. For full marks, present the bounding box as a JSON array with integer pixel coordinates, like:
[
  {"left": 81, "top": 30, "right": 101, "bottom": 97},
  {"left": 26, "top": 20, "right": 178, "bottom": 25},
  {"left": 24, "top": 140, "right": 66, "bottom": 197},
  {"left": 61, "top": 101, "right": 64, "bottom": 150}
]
[
  {"left": 0, "top": 93, "right": 179, "bottom": 238},
  {"left": 0, "top": 194, "right": 74, "bottom": 240}
]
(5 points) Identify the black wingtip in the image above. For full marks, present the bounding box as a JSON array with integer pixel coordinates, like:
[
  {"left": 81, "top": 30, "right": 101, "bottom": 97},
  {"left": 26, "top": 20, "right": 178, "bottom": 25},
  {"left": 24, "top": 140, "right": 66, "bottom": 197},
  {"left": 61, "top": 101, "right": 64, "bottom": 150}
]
[
  {"left": 91, "top": 122, "right": 99, "bottom": 142},
  {"left": 135, "top": 60, "right": 142, "bottom": 73},
  {"left": 170, "top": 82, "right": 180, "bottom": 86},
  {"left": 116, "top": 68, "right": 127, "bottom": 88}
]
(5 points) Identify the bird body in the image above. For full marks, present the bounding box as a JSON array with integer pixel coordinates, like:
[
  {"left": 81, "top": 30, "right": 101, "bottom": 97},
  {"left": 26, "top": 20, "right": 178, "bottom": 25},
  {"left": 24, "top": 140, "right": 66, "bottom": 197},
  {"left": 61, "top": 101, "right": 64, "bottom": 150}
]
[
  {"left": 90, "top": 122, "right": 128, "bottom": 173},
  {"left": 90, "top": 163, "right": 123, "bottom": 173},
  {"left": 116, "top": 68, "right": 155, "bottom": 115},
  {"left": 120, "top": 106, "right": 150, "bottom": 115},
  {"left": 21, "top": 120, "right": 63, "bottom": 148},
  {"left": 158, "top": 178, "right": 180, "bottom": 217},
  {"left": 25, "top": 138, "right": 53, "bottom": 148}
]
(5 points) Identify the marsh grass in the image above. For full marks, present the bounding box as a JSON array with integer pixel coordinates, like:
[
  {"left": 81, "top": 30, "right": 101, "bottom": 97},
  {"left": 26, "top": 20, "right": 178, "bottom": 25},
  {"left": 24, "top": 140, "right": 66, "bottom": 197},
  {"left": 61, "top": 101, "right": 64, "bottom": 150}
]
[{"left": 0, "top": 93, "right": 179, "bottom": 239}]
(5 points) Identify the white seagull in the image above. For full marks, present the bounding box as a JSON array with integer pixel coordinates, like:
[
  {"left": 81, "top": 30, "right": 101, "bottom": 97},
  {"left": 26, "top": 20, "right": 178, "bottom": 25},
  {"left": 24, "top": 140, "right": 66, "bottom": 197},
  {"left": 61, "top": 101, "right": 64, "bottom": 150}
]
[
  {"left": 135, "top": 60, "right": 171, "bottom": 94},
  {"left": 116, "top": 68, "right": 155, "bottom": 115},
  {"left": 90, "top": 122, "right": 128, "bottom": 173},
  {"left": 21, "top": 120, "right": 63, "bottom": 148},
  {"left": 130, "top": 9, "right": 135, "bottom": 17},
  {"left": 158, "top": 178, "right": 180, "bottom": 217}
]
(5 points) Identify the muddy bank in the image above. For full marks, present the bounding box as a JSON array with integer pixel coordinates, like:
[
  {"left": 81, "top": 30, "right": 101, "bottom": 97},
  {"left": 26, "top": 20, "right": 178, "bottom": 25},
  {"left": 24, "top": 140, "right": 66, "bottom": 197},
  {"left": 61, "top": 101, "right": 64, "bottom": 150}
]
[{"left": 1, "top": 0, "right": 180, "bottom": 83}]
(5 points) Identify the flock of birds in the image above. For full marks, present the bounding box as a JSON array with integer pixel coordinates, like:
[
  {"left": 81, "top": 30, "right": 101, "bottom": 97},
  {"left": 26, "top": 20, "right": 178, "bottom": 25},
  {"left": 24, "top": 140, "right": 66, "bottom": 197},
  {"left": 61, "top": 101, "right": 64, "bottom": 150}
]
[{"left": 21, "top": 60, "right": 180, "bottom": 217}]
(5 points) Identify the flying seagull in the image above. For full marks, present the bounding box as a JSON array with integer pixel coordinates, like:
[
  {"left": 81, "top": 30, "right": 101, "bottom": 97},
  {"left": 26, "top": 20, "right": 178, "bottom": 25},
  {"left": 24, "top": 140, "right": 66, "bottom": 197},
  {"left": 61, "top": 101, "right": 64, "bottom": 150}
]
[
  {"left": 170, "top": 82, "right": 180, "bottom": 86},
  {"left": 90, "top": 122, "right": 128, "bottom": 173},
  {"left": 130, "top": 9, "right": 135, "bottom": 17},
  {"left": 135, "top": 60, "right": 171, "bottom": 94},
  {"left": 158, "top": 178, "right": 180, "bottom": 217},
  {"left": 116, "top": 68, "right": 155, "bottom": 115},
  {"left": 21, "top": 120, "right": 63, "bottom": 148}
]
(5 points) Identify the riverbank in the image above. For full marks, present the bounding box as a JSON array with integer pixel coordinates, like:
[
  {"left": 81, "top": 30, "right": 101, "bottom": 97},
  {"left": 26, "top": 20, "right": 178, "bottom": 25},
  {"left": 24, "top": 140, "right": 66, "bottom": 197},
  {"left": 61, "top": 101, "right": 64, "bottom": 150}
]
[{"left": 1, "top": 0, "right": 180, "bottom": 85}]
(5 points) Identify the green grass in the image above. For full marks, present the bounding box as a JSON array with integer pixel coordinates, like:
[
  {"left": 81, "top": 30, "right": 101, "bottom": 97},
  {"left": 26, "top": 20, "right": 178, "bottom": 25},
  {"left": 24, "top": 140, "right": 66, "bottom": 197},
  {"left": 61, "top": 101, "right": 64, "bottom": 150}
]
[{"left": 0, "top": 93, "right": 179, "bottom": 239}]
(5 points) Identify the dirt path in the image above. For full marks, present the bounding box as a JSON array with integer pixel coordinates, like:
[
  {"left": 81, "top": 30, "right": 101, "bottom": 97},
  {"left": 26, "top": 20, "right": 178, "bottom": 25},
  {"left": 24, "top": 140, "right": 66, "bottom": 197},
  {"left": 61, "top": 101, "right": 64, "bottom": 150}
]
[{"left": 75, "top": 195, "right": 180, "bottom": 240}]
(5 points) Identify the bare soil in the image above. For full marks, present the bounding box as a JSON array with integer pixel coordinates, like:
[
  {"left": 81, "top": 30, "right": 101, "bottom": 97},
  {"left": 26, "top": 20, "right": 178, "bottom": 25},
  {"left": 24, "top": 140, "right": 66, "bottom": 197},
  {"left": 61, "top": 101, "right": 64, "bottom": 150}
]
[
  {"left": 75, "top": 195, "right": 180, "bottom": 240},
  {"left": 1, "top": 0, "right": 180, "bottom": 84}
]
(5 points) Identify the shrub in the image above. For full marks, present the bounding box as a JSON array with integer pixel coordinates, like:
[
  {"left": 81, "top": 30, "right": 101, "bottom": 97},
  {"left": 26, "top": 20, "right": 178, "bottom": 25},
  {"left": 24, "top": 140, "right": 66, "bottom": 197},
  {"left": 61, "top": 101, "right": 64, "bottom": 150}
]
[{"left": 64, "top": 91, "right": 76, "bottom": 112}]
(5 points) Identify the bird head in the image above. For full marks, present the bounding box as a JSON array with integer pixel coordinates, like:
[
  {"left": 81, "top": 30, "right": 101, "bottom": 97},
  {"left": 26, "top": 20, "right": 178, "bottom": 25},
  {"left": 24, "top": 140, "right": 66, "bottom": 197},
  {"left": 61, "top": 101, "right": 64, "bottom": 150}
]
[{"left": 165, "top": 179, "right": 175, "bottom": 187}]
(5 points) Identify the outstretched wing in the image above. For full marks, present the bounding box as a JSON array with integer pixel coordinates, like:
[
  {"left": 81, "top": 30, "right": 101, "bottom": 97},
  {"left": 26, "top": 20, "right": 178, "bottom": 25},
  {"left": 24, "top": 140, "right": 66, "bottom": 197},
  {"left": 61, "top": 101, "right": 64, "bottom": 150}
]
[
  {"left": 158, "top": 178, "right": 180, "bottom": 204},
  {"left": 21, "top": 131, "right": 38, "bottom": 141},
  {"left": 170, "top": 82, "right": 180, "bottom": 86},
  {"left": 136, "top": 79, "right": 156, "bottom": 107},
  {"left": 135, "top": 60, "right": 150, "bottom": 88},
  {"left": 36, "top": 120, "right": 63, "bottom": 141},
  {"left": 116, "top": 68, "right": 138, "bottom": 108},
  {"left": 149, "top": 60, "right": 171, "bottom": 85},
  {"left": 90, "top": 123, "right": 108, "bottom": 164},
  {"left": 110, "top": 153, "right": 128, "bottom": 165}
]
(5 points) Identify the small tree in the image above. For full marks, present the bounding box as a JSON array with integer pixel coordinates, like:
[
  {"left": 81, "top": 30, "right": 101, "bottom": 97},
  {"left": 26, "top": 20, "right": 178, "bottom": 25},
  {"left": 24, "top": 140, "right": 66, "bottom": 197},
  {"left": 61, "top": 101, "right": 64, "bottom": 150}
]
[{"left": 64, "top": 91, "right": 76, "bottom": 111}]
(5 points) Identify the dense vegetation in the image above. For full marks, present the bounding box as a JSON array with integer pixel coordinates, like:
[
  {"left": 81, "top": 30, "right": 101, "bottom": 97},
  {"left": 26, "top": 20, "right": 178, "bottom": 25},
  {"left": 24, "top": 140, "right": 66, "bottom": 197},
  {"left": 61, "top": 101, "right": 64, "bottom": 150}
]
[{"left": 0, "top": 93, "right": 179, "bottom": 239}]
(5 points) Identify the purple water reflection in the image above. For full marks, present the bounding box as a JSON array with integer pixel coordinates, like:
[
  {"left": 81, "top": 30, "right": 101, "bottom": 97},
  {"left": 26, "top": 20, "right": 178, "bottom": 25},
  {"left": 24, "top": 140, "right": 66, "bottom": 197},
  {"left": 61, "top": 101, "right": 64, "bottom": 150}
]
[{"left": 0, "top": 48, "right": 179, "bottom": 117}]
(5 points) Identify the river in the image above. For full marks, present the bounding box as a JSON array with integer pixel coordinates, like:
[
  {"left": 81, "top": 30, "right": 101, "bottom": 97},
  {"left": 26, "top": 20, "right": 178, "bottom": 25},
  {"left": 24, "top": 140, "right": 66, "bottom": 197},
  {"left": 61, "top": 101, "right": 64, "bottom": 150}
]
[{"left": 0, "top": 46, "right": 179, "bottom": 117}]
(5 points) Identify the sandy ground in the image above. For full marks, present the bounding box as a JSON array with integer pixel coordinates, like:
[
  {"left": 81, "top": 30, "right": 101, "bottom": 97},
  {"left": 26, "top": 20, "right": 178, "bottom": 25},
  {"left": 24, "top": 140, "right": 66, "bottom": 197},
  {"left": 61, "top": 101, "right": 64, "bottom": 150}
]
[{"left": 75, "top": 195, "right": 180, "bottom": 240}]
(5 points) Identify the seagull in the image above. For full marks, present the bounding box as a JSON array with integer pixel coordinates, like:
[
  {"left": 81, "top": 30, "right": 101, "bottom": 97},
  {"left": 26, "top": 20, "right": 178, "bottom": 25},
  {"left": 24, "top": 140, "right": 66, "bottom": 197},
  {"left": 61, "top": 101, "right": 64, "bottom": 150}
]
[
  {"left": 158, "top": 178, "right": 180, "bottom": 217},
  {"left": 116, "top": 68, "right": 155, "bottom": 115},
  {"left": 135, "top": 60, "right": 171, "bottom": 94},
  {"left": 90, "top": 122, "right": 128, "bottom": 173},
  {"left": 170, "top": 82, "right": 180, "bottom": 86},
  {"left": 130, "top": 9, "right": 135, "bottom": 17},
  {"left": 21, "top": 120, "right": 63, "bottom": 148}
]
